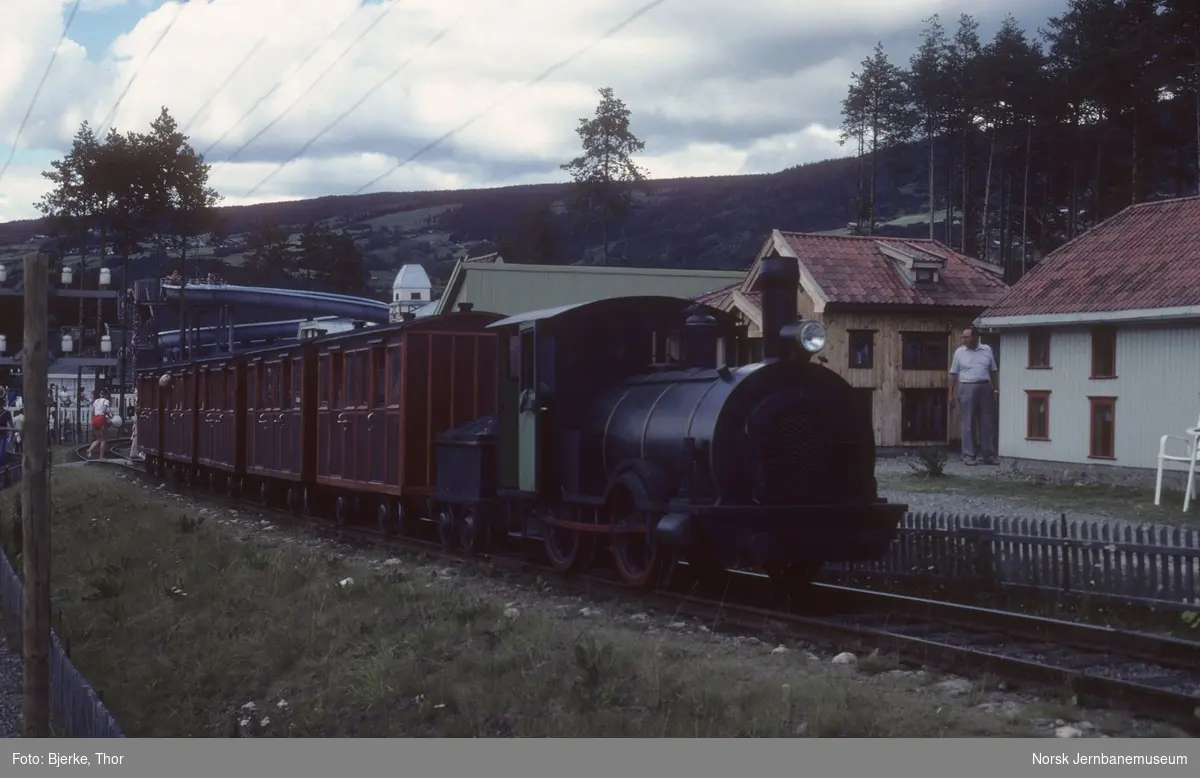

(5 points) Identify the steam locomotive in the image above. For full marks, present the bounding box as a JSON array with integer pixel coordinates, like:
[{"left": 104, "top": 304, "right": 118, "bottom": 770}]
[
  {"left": 137, "top": 255, "right": 906, "bottom": 591},
  {"left": 428, "top": 255, "right": 908, "bottom": 589}
]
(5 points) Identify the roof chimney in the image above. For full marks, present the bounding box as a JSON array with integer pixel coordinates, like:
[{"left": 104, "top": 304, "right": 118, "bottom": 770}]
[
  {"left": 457, "top": 302, "right": 474, "bottom": 312},
  {"left": 401, "top": 312, "right": 416, "bottom": 322}
]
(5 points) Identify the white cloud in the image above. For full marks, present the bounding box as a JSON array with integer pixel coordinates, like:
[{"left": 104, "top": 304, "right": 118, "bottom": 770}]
[{"left": 0, "top": 0, "right": 1039, "bottom": 223}]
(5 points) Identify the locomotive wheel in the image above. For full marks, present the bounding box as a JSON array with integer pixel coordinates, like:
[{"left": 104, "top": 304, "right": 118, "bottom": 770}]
[
  {"left": 287, "top": 487, "right": 302, "bottom": 515},
  {"left": 335, "top": 495, "right": 351, "bottom": 525},
  {"left": 544, "top": 524, "right": 593, "bottom": 574},
  {"left": 609, "top": 506, "right": 662, "bottom": 589},
  {"left": 459, "top": 509, "right": 492, "bottom": 555},
  {"left": 436, "top": 506, "right": 457, "bottom": 550}
]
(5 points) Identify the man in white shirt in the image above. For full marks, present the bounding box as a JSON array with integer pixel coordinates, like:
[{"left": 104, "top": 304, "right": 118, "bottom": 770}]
[{"left": 948, "top": 326, "right": 999, "bottom": 466}]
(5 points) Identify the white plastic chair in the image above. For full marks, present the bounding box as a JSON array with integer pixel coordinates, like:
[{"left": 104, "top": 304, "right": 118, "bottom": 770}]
[{"left": 1155, "top": 414, "right": 1200, "bottom": 512}]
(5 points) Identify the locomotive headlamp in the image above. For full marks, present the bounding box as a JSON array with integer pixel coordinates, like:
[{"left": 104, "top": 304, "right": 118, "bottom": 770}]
[{"left": 796, "top": 320, "right": 827, "bottom": 354}]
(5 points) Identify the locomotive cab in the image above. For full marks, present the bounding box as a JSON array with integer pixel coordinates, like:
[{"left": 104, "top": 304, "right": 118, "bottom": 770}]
[{"left": 488, "top": 297, "right": 744, "bottom": 501}]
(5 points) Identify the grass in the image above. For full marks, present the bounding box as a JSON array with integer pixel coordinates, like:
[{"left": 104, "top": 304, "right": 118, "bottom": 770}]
[
  {"left": 878, "top": 471, "right": 1199, "bottom": 528},
  {"left": 0, "top": 466, "right": 1187, "bottom": 738}
]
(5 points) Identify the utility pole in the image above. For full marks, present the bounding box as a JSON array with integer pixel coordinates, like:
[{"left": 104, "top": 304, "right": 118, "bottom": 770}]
[{"left": 21, "top": 251, "right": 50, "bottom": 737}]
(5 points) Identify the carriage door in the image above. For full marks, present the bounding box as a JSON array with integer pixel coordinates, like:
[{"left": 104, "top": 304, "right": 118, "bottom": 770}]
[
  {"left": 245, "top": 360, "right": 261, "bottom": 473},
  {"left": 368, "top": 345, "right": 387, "bottom": 484},
  {"left": 517, "top": 323, "right": 539, "bottom": 493}
]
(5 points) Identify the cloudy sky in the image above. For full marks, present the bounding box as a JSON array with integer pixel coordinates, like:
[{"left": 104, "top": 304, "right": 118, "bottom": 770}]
[{"left": 0, "top": 0, "right": 1063, "bottom": 223}]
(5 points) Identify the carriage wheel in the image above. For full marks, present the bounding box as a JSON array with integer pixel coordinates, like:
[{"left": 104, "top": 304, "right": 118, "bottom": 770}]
[
  {"left": 377, "top": 502, "right": 399, "bottom": 536},
  {"left": 458, "top": 508, "right": 491, "bottom": 555},
  {"left": 608, "top": 502, "right": 661, "bottom": 589},
  {"left": 287, "top": 487, "right": 302, "bottom": 515},
  {"left": 335, "top": 495, "right": 351, "bottom": 525},
  {"left": 259, "top": 482, "right": 271, "bottom": 507},
  {"left": 436, "top": 506, "right": 457, "bottom": 550},
  {"left": 207, "top": 472, "right": 217, "bottom": 492}
]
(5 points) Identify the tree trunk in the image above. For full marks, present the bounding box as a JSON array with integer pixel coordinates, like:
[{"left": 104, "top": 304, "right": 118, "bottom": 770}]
[
  {"left": 1130, "top": 107, "right": 1139, "bottom": 206},
  {"left": 1069, "top": 114, "right": 1079, "bottom": 240},
  {"left": 960, "top": 127, "right": 970, "bottom": 255},
  {"left": 868, "top": 122, "right": 879, "bottom": 235},
  {"left": 1093, "top": 116, "right": 1105, "bottom": 227},
  {"left": 945, "top": 154, "right": 954, "bottom": 246},
  {"left": 981, "top": 124, "right": 997, "bottom": 262},
  {"left": 1020, "top": 121, "right": 1032, "bottom": 279},
  {"left": 927, "top": 120, "right": 936, "bottom": 239},
  {"left": 1194, "top": 61, "right": 1200, "bottom": 195}
]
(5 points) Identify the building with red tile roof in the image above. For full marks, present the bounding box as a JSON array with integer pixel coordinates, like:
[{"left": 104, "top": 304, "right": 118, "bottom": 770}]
[
  {"left": 706, "top": 229, "right": 1008, "bottom": 449},
  {"left": 976, "top": 196, "right": 1200, "bottom": 489}
]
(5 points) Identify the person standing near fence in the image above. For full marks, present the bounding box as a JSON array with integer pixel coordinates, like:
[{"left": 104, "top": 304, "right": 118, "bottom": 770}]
[
  {"left": 87, "top": 390, "right": 111, "bottom": 461},
  {"left": 948, "top": 326, "right": 999, "bottom": 466}
]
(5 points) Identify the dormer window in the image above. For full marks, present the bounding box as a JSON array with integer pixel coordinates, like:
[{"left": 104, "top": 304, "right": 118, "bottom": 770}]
[{"left": 875, "top": 240, "right": 946, "bottom": 286}]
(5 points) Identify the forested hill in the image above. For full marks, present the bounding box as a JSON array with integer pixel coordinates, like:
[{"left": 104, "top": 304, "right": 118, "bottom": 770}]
[{"left": 3, "top": 0, "right": 1198, "bottom": 297}]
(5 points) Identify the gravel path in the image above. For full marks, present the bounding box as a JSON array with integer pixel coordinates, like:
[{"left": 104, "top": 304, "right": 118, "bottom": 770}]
[{"left": 874, "top": 455, "right": 1178, "bottom": 531}]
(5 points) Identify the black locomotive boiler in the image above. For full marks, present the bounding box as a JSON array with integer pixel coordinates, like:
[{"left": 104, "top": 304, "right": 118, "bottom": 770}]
[{"left": 429, "top": 255, "right": 908, "bottom": 590}]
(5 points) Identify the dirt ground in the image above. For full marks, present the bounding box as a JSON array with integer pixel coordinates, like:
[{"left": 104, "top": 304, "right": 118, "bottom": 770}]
[{"left": 0, "top": 465, "right": 1189, "bottom": 738}]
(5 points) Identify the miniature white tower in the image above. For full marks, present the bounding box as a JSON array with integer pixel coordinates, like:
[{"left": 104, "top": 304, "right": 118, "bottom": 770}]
[{"left": 389, "top": 264, "right": 432, "bottom": 322}]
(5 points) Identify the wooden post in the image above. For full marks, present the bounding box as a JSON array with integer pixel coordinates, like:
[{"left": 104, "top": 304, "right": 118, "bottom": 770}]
[{"left": 21, "top": 251, "right": 51, "bottom": 737}]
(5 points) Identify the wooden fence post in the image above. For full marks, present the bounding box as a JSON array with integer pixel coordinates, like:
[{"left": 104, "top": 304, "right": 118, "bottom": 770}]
[{"left": 22, "top": 251, "right": 51, "bottom": 737}]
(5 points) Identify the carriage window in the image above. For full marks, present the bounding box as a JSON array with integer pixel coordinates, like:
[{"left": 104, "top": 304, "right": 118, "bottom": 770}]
[
  {"left": 357, "top": 350, "right": 367, "bottom": 408},
  {"left": 247, "top": 367, "right": 257, "bottom": 409},
  {"left": 346, "top": 353, "right": 358, "bottom": 407},
  {"left": 281, "top": 362, "right": 293, "bottom": 409},
  {"left": 388, "top": 346, "right": 403, "bottom": 406},
  {"left": 227, "top": 368, "right": 236, "bottom": 410},
  {"left": 198, "top": 372, "right": 207, "bottom": 410},
  {"left": 519, "top": 330, "right": 535, "bottom": 391},
  {"left": 373, "top": 347, "right": 386, "bottom": 407},
  {"left": 291, "top": 361, "right": 302, "bottom": 409},
  {"left": 508, "top": 334, "right": 520, "bottom": 380},
  {"left": 264, "top": 365, "right": 275, "bottom": 409},
  {"left": 332, "top": 353, "right": 343, "bottom": 408},
  {"left": 319, "top": 355, "right": 331, "bottom": 408}
]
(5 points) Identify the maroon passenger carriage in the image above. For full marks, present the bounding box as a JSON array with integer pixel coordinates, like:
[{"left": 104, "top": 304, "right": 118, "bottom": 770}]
[{"left": 137, "top": 305, "right": 502, "bottom": 532}]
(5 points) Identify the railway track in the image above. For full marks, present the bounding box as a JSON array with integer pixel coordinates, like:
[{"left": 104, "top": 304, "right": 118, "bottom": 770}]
[{"left": 75, "top": 445, "right": 1200, "bottom": 734}]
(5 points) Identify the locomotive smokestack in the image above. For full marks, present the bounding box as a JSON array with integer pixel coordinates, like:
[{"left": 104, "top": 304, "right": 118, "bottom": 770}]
[
  {"left": 683, "top": 310, "right": 718, "bottom": 369},
  {"left": 754, "top": 255, "right": 800, "bottom": 360}
]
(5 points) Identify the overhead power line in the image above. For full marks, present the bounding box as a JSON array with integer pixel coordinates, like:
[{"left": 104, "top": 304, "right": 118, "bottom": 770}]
[
  {"left": 351, "top": 0, "right": 669, "bottom": 196},
  {"left": 96, "top": 0, "right": 191, "bottom": 137},
  {"left": 244, "top": 3, "right": 481, "bottom": 198},
  {"left": 0, "top": 0, "right": 84, "bottom": 187},
  {"left": 180, "top": 28, "right": 275, "bottom": 136},
  {"left": 219, "top": 0, "right": 402, "bottom": 165},
  {"left": 200, "top": 0, "right": 371, "bottom": 159}
]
